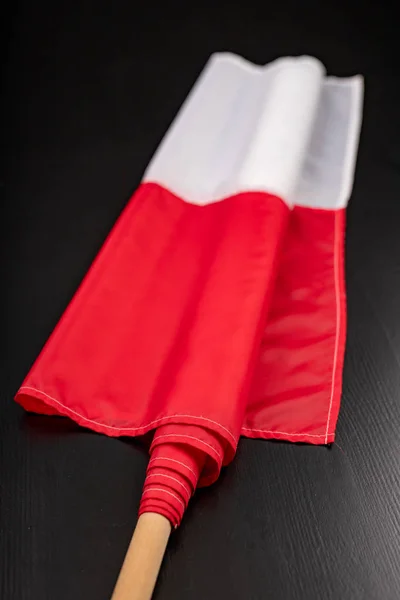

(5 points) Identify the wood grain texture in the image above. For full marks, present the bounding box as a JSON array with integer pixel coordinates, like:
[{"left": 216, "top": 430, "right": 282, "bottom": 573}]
[{"left": 2, "top": 2, "right": 400, "bottom": 599}]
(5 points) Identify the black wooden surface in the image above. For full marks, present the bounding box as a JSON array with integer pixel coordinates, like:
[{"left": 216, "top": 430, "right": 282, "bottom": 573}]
[{"left": 2, "top": 2, "right": 400, "bottom": 599}]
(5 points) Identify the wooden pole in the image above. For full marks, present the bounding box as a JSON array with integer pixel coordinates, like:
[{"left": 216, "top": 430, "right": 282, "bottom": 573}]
[{"left": 111, "top": 513, "right": 171, "bottom": 600}]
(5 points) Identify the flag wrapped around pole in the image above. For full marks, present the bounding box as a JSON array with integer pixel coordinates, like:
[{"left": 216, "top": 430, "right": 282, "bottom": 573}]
[{"left": 15, "top": 54, "right": 363, "bottom": 597}]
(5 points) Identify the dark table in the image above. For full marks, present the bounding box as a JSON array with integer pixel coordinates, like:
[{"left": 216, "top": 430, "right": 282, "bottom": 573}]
[{"left": 2, "top": 2, "right": 400, "bottom": 599}]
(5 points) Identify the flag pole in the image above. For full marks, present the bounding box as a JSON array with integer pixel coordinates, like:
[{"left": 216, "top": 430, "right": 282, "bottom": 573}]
[{"left": 111, "top": 513, "right": 171, "bottom": 600}]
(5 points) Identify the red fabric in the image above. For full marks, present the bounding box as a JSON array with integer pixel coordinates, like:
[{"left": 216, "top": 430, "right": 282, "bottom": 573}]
[
  {"left": 15, "top": 182, "right": 347, "bottom": 526},
  {"left": 244, "top": 207, "right": 346, "bottom": 445}
]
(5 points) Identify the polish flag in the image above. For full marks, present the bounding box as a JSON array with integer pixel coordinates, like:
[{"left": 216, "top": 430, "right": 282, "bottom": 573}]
[{"left": 16, "top": 54, "right": 363, "bottom": 527}]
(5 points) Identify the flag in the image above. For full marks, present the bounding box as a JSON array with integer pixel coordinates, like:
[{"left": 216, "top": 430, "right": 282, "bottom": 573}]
[{"left": 16, "top": 53, "right": 363, "bottom": 526}]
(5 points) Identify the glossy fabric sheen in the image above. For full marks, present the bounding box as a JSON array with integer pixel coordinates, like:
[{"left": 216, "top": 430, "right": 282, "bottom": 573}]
[
  {"left": 16, "top": 183, "right": 346, "bottom": 526},
  {"left": 245, "top": 206, "right": 346, "bottom": 445}
]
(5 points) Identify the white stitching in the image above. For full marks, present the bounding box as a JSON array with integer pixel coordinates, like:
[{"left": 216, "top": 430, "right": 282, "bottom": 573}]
[
  {"left": 153, "top": 433, "right": 222, "bottom": 459},
  {"left": 18, "top": 385, "right": 335, "bottom": 442},
  {"left": 19, "top": 386, "right": 331, "bottom": 441},
  {"left": 141, "top": 487, "right": 185, "bottom": 510},
  {"left": 241, "top": 427, "right": 326, "bottom": 438},
  {"left": 17, "top": 386, "right": 237, "bottom": 444},
  {"left": 325, "top": 211, "right": 340, "bottom": 444},
  {"left": 145, "top": 473, "right": 191, "bottom": 499},
  {"left": 148, "top": 457, "right": 197, "bottom": 478}
]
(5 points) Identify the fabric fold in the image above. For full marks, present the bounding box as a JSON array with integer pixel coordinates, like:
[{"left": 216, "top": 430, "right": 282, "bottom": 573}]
[{"left": 139, "top": 425, "right": 222, "bottom": 527}]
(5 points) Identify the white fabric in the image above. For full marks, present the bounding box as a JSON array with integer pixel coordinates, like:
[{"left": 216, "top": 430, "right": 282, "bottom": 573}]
[{"left": 143, "top": 53, "right": 363, "bottom": 209}]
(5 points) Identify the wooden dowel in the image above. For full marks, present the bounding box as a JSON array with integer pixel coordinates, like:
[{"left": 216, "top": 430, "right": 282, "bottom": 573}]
[{"left": 111, "top": 513, "right": 171, "bottom": 600}]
